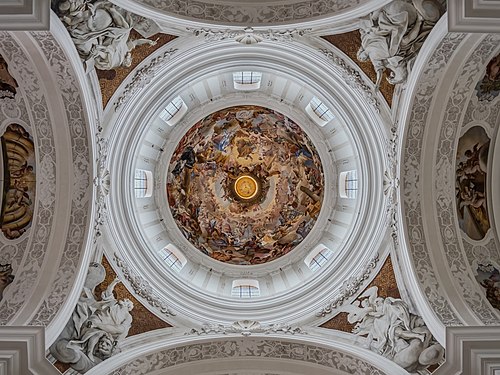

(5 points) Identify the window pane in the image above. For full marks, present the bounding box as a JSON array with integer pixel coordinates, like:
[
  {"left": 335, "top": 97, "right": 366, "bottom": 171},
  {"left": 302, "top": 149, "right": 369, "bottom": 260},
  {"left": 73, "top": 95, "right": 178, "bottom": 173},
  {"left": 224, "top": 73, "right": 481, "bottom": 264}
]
[
  {"left": 309, "top": 248, "right": 333, "bottom": 271},
  {"left": 231, "top": 285, "right": 260, "bottom": 298},
  {"left": 310, "top": 97, "right": 334, "bottom": 122},
  {"left": 233, "top": 71, "right": 262, "bottom": 84},
  {"left": 134, "top": 169, "right": 148, "bottom": 198},
  {"left": 345, "top": 170, "right": 358, "bottom": 199},
  {"left": 160, "top": 96, "right": 184, "bottom": 122},
  {"left": 158, "top": 247, "right": 183, "bottom": 272}
]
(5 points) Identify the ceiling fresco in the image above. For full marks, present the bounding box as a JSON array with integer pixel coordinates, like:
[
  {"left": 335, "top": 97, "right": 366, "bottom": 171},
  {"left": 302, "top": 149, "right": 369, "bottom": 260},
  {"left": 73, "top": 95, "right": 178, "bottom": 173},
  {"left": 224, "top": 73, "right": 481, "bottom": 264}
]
[{"left": 167, "top": 105, "right": 324, "bottom": 265}]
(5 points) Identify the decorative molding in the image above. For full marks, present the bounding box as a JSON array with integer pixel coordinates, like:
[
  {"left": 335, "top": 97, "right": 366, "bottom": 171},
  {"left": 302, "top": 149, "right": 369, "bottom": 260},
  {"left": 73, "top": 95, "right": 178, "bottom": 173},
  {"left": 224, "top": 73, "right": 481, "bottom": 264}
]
[
  {"left": 93, "top": 126, "right": 109, "bottom": 242},
  {"left": 319, "top": 49, "right": 380, "bottom": 112},
  {"left": 384, "top": 126, "right": 400, "bottom": 246},
  {"left": 0, "top": 0, "right": 50, "bottom": 31},
  {"left": 448, "top": 0, "right": 500, "bottom": 32},
  {"left": 434, "top": 326, "right": 500, "bottom": 375},
  {"left": 130, "top": 0, "right": 366, "bottom": 25},
  {"left": 108, "top": 338, "right": 388, "bottom": 375},
  {"left": 431, "top": 33, "right": 500, "bottom": 325},
  {"left": 186, "top": 320, "right": 306, "bottom": 337},
  {"left": 115, "top": 48, "right": 178, "bottom": 110},
  {"left": 401, "top": 31, "right": 466, "bottom": 327},
  {"left": 28, "top": 31, "right": 92, "bottom": 328},
  {"left": 0, "top": 326, "right": 59, "bottom": 375},
  {"left": 316, "top": 253, "right": 379, "bottom": 317},
  {"left": 113, "top": 253, "right": 175, "bottom": 316},
  {"left": 190, "top": 27, "right": 311, "bottom": 45}
]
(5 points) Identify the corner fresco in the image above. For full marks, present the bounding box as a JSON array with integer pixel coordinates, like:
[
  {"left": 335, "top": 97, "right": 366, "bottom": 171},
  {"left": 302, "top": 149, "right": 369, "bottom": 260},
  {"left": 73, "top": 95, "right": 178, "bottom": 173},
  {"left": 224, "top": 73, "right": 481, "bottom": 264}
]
[
  {"left": 476, "top": 264, "right": 500, "bottom": 311},
  {"left": 167, "top": 105, "right": 324, "bottom": 265},
  {"left": 0, "top": 54, "right": 18, "bottom": 100},
  {"left": 475, "top": 52, "right": 500, "bottom": 102},
  {"left": 455, "top": 126, "right": 490, "bottom": 240},
  {"left": 0, "top": 124, "right": 36, "bottom": 240}
]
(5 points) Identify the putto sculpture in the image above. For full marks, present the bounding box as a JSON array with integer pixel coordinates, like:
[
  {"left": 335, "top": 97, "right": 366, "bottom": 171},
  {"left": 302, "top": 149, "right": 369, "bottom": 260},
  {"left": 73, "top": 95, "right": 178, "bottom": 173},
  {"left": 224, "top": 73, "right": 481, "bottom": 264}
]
[
  {"left": 50, "top": 263, "right": 134, "bottom": 373},
  {"left": 357, "top": 0, "right": 444, "bottom": 90},
  {"left": 341, "top": 286, "right": 444, "bottom": 374},
  {"left": 52, "top": 0, "right": 159, "bottom": 71}
]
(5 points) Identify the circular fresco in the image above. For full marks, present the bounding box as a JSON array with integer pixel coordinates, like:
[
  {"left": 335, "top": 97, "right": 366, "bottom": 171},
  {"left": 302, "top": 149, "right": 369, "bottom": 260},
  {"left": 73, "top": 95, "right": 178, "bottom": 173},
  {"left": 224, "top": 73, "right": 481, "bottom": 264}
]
[{"left": 167, "top": 105, "right": 324, "bottom": 265}]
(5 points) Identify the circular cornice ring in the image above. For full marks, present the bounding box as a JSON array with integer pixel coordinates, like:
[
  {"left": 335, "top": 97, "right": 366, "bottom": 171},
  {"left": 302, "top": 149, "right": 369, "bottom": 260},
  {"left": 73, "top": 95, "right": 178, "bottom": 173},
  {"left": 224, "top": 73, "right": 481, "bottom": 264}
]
[{"left": 103, "top": 37, "right": 390, "bottom": 325}]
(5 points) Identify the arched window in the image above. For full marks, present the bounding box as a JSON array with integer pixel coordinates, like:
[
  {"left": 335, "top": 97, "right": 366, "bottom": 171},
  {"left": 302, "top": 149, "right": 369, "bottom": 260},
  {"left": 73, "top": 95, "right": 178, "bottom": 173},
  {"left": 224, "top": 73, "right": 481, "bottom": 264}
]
[
  {"left": 304, "top": 244, "right": 333, "bottom": 271},
  {"left": 158, "top": 244, "right": 187, "bottom": 272},
  {"left": 134, "top": 169, "right": 153, "bottom": 198},
  {"left": 305, "top": 96, "right": 334, "bottom": 126},
  {"left": 159, "top": 96, "right": 187, "bottom": 126},
  {"left": 231, "top": 279, "right": 260, "bottom": 298},
  {"left": 339, "top": 170, "right": 358, "bottom": 199},
  {"left": 233, "top": 71, "right": 262, "bottom": 90}
]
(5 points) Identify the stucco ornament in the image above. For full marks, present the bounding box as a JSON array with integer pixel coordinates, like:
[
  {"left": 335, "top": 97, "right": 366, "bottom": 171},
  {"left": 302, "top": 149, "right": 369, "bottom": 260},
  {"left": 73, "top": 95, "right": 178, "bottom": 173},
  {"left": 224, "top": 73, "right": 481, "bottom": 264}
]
[
  {"left": 52, "top": 0, "right": 159, "bottom": 71},
  {"left": 358, "top": 0, "right": 444, "bottom": 90},
  {"left": 50, "top": 263, "right": 134, "bottom": 373},
  {"left": 186, "top": 320, "right": 305, "bottom": 336},
  {"left": 341, "top": 286, "right": 444, "bottom": 374}
]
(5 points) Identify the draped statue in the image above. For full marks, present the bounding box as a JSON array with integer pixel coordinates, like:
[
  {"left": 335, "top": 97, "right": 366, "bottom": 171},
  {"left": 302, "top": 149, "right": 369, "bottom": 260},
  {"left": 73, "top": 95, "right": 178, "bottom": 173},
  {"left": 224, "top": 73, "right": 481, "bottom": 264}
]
[
  {"left": 357, "top": 0, "right": 444, "bottom": 90},
  {"left": 50, "top": 263, "right": 134, "bottom": 373},
  {"left": 340, "top": 287, "right": 444, "bottom": 374},
  {"left": 52, "top": 0, "right": 159, "bottom": 71}
]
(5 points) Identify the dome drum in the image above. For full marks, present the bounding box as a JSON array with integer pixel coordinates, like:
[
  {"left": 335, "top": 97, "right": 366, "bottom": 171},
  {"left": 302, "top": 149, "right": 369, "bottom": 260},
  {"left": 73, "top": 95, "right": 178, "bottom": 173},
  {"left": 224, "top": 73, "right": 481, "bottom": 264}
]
[{"left": 104, "top": 37, "right": 388, "bottom": 324}]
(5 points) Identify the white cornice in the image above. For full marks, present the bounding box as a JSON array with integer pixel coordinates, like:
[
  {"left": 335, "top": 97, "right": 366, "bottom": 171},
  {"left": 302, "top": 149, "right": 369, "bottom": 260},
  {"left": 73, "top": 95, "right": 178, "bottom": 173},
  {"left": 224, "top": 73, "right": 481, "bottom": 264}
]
[
  {"left": 435, "top": 326, "right": 500, "bottom": 375},
  {"left": 0, "top": 326, "right": 59, "bottom": 375},
  {"left": 0, "top": 0, "right": 50, "bottom": 30},
  {"left": 448, "top": 0, "right": 500, "bottom": 32}
]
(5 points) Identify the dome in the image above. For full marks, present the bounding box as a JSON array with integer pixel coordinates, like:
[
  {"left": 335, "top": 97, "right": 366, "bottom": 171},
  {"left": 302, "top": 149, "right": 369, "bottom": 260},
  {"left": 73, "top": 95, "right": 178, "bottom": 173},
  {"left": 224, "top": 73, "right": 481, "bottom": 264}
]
[
  {"left": 105, "top": 38, "right": 386, "bottom": 323},
  {"left": 167, "top": 105, "right": 324, "bottom": 265}
]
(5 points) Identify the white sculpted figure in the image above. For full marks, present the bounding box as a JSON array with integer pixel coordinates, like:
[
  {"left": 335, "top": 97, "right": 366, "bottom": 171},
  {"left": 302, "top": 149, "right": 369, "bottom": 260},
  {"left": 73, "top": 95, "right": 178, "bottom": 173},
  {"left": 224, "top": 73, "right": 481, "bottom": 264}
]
[
  {"left": 357, "top": 0, "right": 444, "bottom": 89},
  {"left": 341, "top": 286, "right": 444, "bottom": 374},
  {"left": 53, "top": 0, "right": 158, "bottom": 71},
  {"left": 50, "top": 263, "right": 134, "bottom": 373}
]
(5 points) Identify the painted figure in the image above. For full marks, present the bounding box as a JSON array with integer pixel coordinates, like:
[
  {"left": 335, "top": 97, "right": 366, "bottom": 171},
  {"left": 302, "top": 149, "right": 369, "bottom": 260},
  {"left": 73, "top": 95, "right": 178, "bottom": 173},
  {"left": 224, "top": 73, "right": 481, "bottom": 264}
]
[
  {"left": 0, "top": 54, "right": 18, "bottom": 99},
  {"left": 455, "top": 126, "right": 490, "bottom": 240},
  {"left": 167, "top": 106, "right": 324, "bottom": 265},
  {"left": 476, "top": 52, "right": 500, "bottom": 101},
  {"left": 0, "top": 124, "right": 36, "bottom": 240}
]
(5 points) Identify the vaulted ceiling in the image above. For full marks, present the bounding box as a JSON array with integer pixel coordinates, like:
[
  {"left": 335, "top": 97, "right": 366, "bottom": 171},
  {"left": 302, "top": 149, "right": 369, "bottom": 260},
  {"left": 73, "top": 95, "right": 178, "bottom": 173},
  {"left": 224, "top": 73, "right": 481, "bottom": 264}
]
[{"left": 1, "top": 1, "right": 500, "bottom": 374}]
